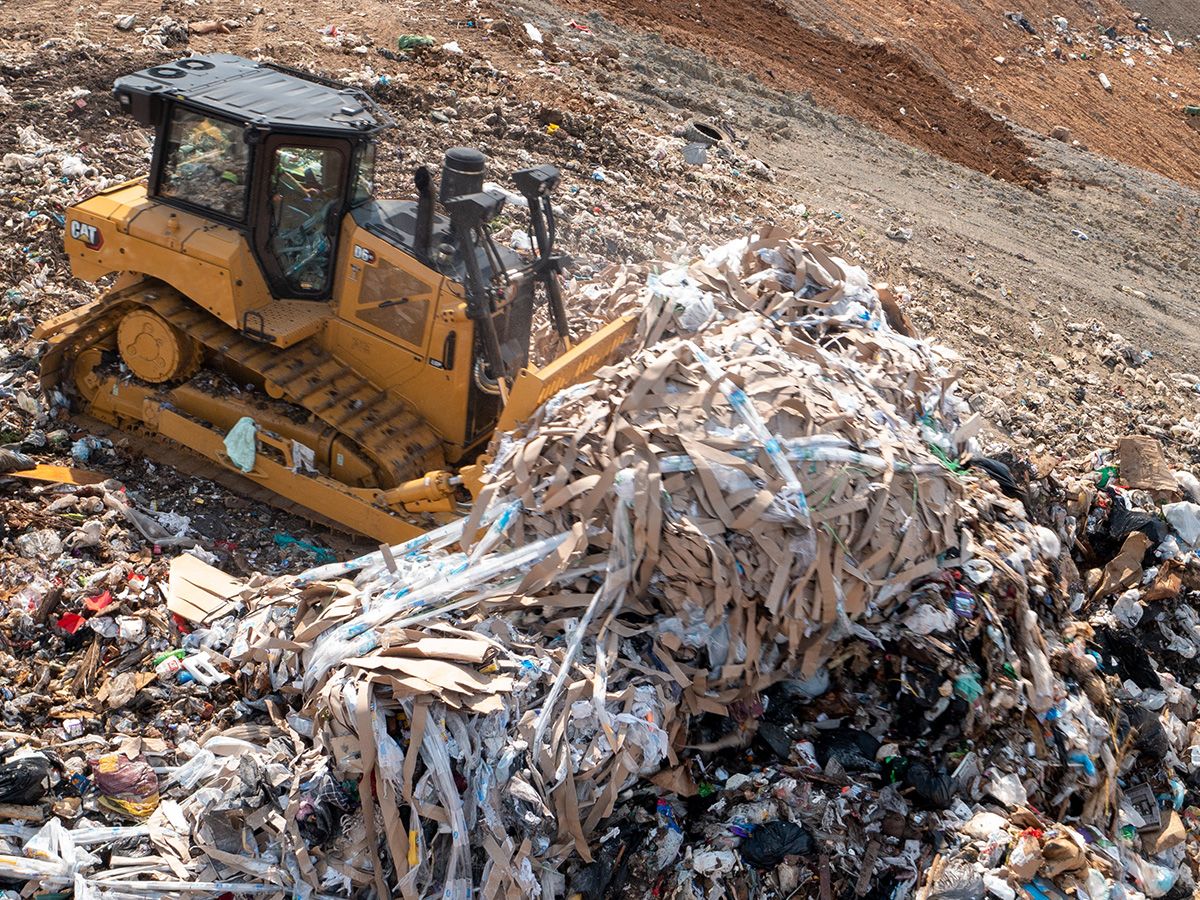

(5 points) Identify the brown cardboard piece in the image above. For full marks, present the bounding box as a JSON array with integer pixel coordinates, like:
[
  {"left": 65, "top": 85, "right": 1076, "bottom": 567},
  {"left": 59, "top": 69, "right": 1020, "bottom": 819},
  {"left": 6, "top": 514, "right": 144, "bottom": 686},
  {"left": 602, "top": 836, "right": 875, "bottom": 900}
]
[
  {"left": 1091, "top": 531, "right": 1151, "bottom": 600},
  {"left": 1006, "top": 839, "right": 1043, "bottom": 880},
  {"left": 167, "top": 553, "right": 245, "bottom": 624},
  {"left": 1143, "top": 561, "right": 1183, "bottom": 602},
  {"left": 1116, "top": 435, "right": 1180, "bottom": 496},
  {"left": 647, "top": 765, "right": 697, "bottom": 797},
  {"left": 1040, "top": 833, "right": 1087, "bottom": 878},
  {"left": 1153, "top": 809, "right": 1186, "bottom": 853}
]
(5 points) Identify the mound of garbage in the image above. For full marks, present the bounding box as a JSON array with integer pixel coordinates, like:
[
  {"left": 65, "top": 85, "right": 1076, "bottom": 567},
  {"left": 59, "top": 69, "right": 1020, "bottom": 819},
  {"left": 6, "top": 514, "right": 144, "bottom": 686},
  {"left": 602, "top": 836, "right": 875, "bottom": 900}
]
[{"left": 0, "top": 229, "right": 1198, "bottom": 900}]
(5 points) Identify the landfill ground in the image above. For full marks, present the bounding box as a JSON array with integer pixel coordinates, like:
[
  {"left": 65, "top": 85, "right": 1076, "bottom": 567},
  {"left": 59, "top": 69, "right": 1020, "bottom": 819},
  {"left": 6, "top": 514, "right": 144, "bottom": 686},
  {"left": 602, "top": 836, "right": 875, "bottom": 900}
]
[{"left": 4, "top": 0, "right": 1200, "bottom": 897}]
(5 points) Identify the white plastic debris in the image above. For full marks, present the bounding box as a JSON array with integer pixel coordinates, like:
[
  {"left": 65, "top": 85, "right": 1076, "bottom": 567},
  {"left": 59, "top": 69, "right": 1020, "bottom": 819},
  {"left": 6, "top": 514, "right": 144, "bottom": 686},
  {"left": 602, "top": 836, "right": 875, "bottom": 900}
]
[
  {"left": 1164, "top": 501, "right": 1200, "bottom": 547},
  {"left": 903, "top": 603, "right": 955, "bottom": 635},
  {"left": 223, "top": 417, "right": 258, "bottom": 473},
  {"left": 1111, "top": 589, "right": 1143, "bottom": 628},
  {"left": 1174, "top": 470, "right": 1200, "bottom": 503},
  {"left": 986, "top": 771, "right": 1028, "bottom": 806}
]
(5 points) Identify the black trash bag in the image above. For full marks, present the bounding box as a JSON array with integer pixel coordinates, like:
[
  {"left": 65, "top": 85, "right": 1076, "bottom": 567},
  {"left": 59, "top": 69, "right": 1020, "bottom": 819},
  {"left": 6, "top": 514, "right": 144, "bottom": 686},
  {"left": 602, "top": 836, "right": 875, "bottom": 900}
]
[
  {"left": 1122, "top": 705, "right": 1169, "bottom": 761},
  {"left": 1107, "top": 502, "right": 1169, "bottom": 545},
  {"left": 1093, "top": 625, "right": 1161, "bottom": 690},
  {"left": 903, "top": 761, "right": 956, "bottom": 809},
  {"left": 295, "top": 772, "right": 359, "bottom": 846},
  {"left": 881, "top": 757, "right": 956, "bottom": 809},
  {"left": 568, "top": 822, "right": 646, "bottom": 899},
  {"left": 815, "top": 728, "right": 881, "bottom": 773},
  {"left": 858, "top": 873, "right": 903, "bottom": 900},
  {"left": 569, "top": 859, "right": 614, "bottom": 900},
  {"left": 1089, "top": 500, "right": 1168, "bottom": 564},
  {"left": 894, "top": 688, "right": 969, "bottom": 742},
  {"left": 927, "top": 862, "right": 985, "bottom": 900},
  {"left": 967, "top": 457, "right": 1027, "bottom": 506},
  {"left": 0, "top": 755, "right": 52, "bottom": 805},
  {"left": 739, "top": 821, "right": 814, "bottom": 868},
  {"left": 754, "top": 722, "right": 792, "bottom": 760}
]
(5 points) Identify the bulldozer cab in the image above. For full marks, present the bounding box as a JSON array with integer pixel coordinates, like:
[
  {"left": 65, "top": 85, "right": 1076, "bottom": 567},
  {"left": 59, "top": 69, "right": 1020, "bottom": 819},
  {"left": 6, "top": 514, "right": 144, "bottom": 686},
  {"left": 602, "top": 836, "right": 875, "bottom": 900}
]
[
  {"left": 118, "top": 54, "right": 382, "bottom": 300},
  {"left": 112, "top": 54, "right": 570, "bottom": 400}
]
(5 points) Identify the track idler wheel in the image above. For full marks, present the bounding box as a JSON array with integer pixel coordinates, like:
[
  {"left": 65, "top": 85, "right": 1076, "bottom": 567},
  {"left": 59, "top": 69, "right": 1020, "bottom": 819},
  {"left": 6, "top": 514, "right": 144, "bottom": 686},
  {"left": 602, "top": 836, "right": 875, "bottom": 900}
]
[
  {"left": 72, "top": 347, "right": 106, "bottom": 401},
  {"left": 117, "top": 309, "right": 203, "bottom": 383}
]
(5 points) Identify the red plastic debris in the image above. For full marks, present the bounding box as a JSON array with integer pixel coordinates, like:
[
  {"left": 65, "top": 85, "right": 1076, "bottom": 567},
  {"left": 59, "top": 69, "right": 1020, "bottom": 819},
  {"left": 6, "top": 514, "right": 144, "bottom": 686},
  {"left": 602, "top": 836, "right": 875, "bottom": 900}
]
[
  {"left": 57, "top": 613, "right": 86, "bottom": 634},
  {"left": 84, "top": 590, "right": 112, "bottom": 613}
]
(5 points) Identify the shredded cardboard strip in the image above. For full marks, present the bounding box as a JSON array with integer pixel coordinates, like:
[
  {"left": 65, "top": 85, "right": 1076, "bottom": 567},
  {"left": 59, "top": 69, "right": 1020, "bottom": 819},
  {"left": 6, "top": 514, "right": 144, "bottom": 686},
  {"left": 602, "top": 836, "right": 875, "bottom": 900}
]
[{"left": 6, "top": 229, "right": 1058, "bottom": 897}]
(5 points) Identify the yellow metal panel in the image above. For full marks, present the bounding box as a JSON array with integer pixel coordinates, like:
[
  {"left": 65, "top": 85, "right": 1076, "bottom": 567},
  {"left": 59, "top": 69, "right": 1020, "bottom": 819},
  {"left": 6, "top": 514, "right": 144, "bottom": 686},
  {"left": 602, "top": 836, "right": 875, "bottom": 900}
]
[
  {"left": 499, "top": 315, "right": 636, "bottom": 433},
  {"left": 74, "top": 180, "right": 146, "bottom": 226},
  {"left": 154, "top": 407, "right": 426, "bottom": 543},
  {"left": 241, "top": 299, "right": 330, "bottom": 348},
  {"left": 326, "top": 221, "right": 476, "bottom": 454},
  {"left": 66, "top": 185, "right": 273, "bottom": 329},
  {"left": 334, "top": 222, "right": 443, "bottom": 354}
]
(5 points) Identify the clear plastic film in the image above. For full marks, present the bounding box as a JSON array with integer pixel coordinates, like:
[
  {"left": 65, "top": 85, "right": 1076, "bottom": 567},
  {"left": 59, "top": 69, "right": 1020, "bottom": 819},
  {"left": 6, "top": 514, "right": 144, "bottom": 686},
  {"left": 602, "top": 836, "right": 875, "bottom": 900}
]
[
  {"left": 82, "top": 878, "right": 293, "bottom": 895},
  {"left": 372, "top": 696, "right": 405, "bottom": 793},
  {"left": 417, "top": 710, "right": 471, "bottom": 900},
  {"left": 658, "top": 441, "right": 941, "bottom": 477},
  {"left": 0, "top": 853, "right": 71, "bottom": 880},
  {"left": 532, "top": 470, "right": 637, "bottom": 760},
  {"left": 304, "top": 530, "right": 575, "bottom": 690},
  {"left": 295, "top": 499, "right": 513, "bottom": 584},
  {"left": 685, "top": 341, "right": 816, "bottom": 564},
  {"left": 361, "top": 530, "right": 575, "bottom": 630},
  {"left": 161, "top": 749, "right": 221, "bottom": 791}
]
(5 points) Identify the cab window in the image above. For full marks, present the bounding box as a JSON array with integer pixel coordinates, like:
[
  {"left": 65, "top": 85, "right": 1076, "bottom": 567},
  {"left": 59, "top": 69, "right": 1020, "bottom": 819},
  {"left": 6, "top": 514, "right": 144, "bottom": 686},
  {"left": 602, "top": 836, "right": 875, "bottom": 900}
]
[
  {"left": 358, "top": 260, "right": 430, "bottom": 347},
  {"left": 267, "top": 145, "right": 345, "bottom": 293},
  {"left": 159, "top": 110, "right": 247, "bottom": 219},
  {"left": 352, "top": 142, "right": 376, "bottom": 206}
]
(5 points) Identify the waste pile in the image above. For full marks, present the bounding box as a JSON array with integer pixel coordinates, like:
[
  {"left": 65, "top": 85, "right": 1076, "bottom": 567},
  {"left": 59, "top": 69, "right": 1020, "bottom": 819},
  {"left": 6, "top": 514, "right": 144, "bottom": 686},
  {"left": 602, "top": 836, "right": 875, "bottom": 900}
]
[
  {"left": 1026, "top": 10, "right": 1191, "bottom": 77},
  {"left": 1, "top": 227, "right": 1200, "bottom": 899}
]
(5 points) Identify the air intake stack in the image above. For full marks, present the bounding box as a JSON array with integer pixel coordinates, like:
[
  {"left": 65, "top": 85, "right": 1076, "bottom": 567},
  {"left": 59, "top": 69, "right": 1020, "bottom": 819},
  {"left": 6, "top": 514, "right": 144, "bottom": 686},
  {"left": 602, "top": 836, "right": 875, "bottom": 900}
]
[{"left": 439, "top": 147, "right": 486, "bottom": 205}]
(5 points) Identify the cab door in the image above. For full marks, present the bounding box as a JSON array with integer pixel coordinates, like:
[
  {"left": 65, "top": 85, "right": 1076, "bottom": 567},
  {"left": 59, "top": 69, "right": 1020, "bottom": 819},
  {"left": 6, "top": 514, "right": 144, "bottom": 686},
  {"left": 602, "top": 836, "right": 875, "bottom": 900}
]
[{"left": 252, "top": 135, "right": 350, "bottom": 298}]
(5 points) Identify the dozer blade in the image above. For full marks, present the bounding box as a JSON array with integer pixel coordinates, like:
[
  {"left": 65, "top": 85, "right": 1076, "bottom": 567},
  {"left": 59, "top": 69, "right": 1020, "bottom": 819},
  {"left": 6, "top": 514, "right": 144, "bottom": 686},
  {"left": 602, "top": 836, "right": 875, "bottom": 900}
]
[
  {"left": 499, "top": 315, "right": 637, "bottom": 433},
  {"left": 7, "top": 465, "right": 108, "bottom": 486}
]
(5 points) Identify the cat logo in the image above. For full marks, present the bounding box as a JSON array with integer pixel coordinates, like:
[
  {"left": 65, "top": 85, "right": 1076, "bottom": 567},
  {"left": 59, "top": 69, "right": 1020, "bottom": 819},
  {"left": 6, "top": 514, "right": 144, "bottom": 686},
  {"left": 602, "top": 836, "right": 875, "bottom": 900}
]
[
  {"left": 352, "top": 245, "right": 376, "bottom": 264},
  {"left": 69, "top": 219, "right": 103, "bottom": 250}
]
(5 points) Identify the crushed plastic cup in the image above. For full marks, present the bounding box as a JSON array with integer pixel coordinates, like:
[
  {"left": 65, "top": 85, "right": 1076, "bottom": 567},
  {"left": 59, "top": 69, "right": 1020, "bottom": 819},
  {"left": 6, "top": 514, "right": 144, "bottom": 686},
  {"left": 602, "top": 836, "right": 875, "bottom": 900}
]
[{"left": 117, "top": 616, "right": 146, "bottom": 643}]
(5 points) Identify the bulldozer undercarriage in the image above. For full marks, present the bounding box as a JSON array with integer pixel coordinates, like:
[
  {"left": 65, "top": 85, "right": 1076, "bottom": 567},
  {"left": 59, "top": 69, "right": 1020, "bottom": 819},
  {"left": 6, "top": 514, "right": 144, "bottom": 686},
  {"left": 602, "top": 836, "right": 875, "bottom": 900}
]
[{"left": 40, "top": 281, "right": 457, "bottom": 543}]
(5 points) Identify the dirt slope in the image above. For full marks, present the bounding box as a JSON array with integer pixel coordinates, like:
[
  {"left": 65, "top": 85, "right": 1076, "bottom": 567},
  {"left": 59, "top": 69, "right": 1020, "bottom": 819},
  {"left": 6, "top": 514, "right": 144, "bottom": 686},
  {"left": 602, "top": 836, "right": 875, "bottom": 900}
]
[
  {"left": 574, "top": 0, "right": 1200, "bottom": 188},
  {"left": 566, "top": 0, "right": 1047, "bottom": 185},
  {"left": 1134, "top": 0, "right": 1200, "bottom": 37}
]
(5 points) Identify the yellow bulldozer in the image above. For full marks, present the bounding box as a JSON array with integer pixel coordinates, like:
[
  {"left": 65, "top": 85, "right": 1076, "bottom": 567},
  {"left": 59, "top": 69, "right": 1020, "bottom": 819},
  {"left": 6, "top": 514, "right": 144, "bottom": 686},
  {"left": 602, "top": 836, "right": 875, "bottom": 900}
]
[{"left": 36, "top": 54, "right": 633, "bottom": 542}]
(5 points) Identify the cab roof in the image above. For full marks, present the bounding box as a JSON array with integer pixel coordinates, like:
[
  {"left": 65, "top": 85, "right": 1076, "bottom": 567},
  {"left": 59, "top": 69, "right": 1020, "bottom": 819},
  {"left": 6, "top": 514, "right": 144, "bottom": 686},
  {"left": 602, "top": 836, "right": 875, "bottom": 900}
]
[{"left": 114, "top": 53, "right": 389, "bottom": 136}]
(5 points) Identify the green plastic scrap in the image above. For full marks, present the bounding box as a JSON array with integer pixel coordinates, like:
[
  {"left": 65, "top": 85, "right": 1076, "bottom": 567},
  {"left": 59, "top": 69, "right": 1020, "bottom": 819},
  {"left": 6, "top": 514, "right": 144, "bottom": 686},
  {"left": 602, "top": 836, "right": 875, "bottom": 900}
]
[
  {"left": 927, "top": 442, "right": 967, "bottom": 475},
  {"left": 954, "top": 672, "right": 984, "bottom": 702},
  {"left": 1097, "top": 465, "right": 1117, "bottom": 488},
  {"left": 397, "top": 34, "right": 436, "bottom": 50},
  {"left": 1185, "top": 106, "right": 1200, "bottom": 116},
  {"left": 274, "top": 533, "right": 337, "bottom": 564}
]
